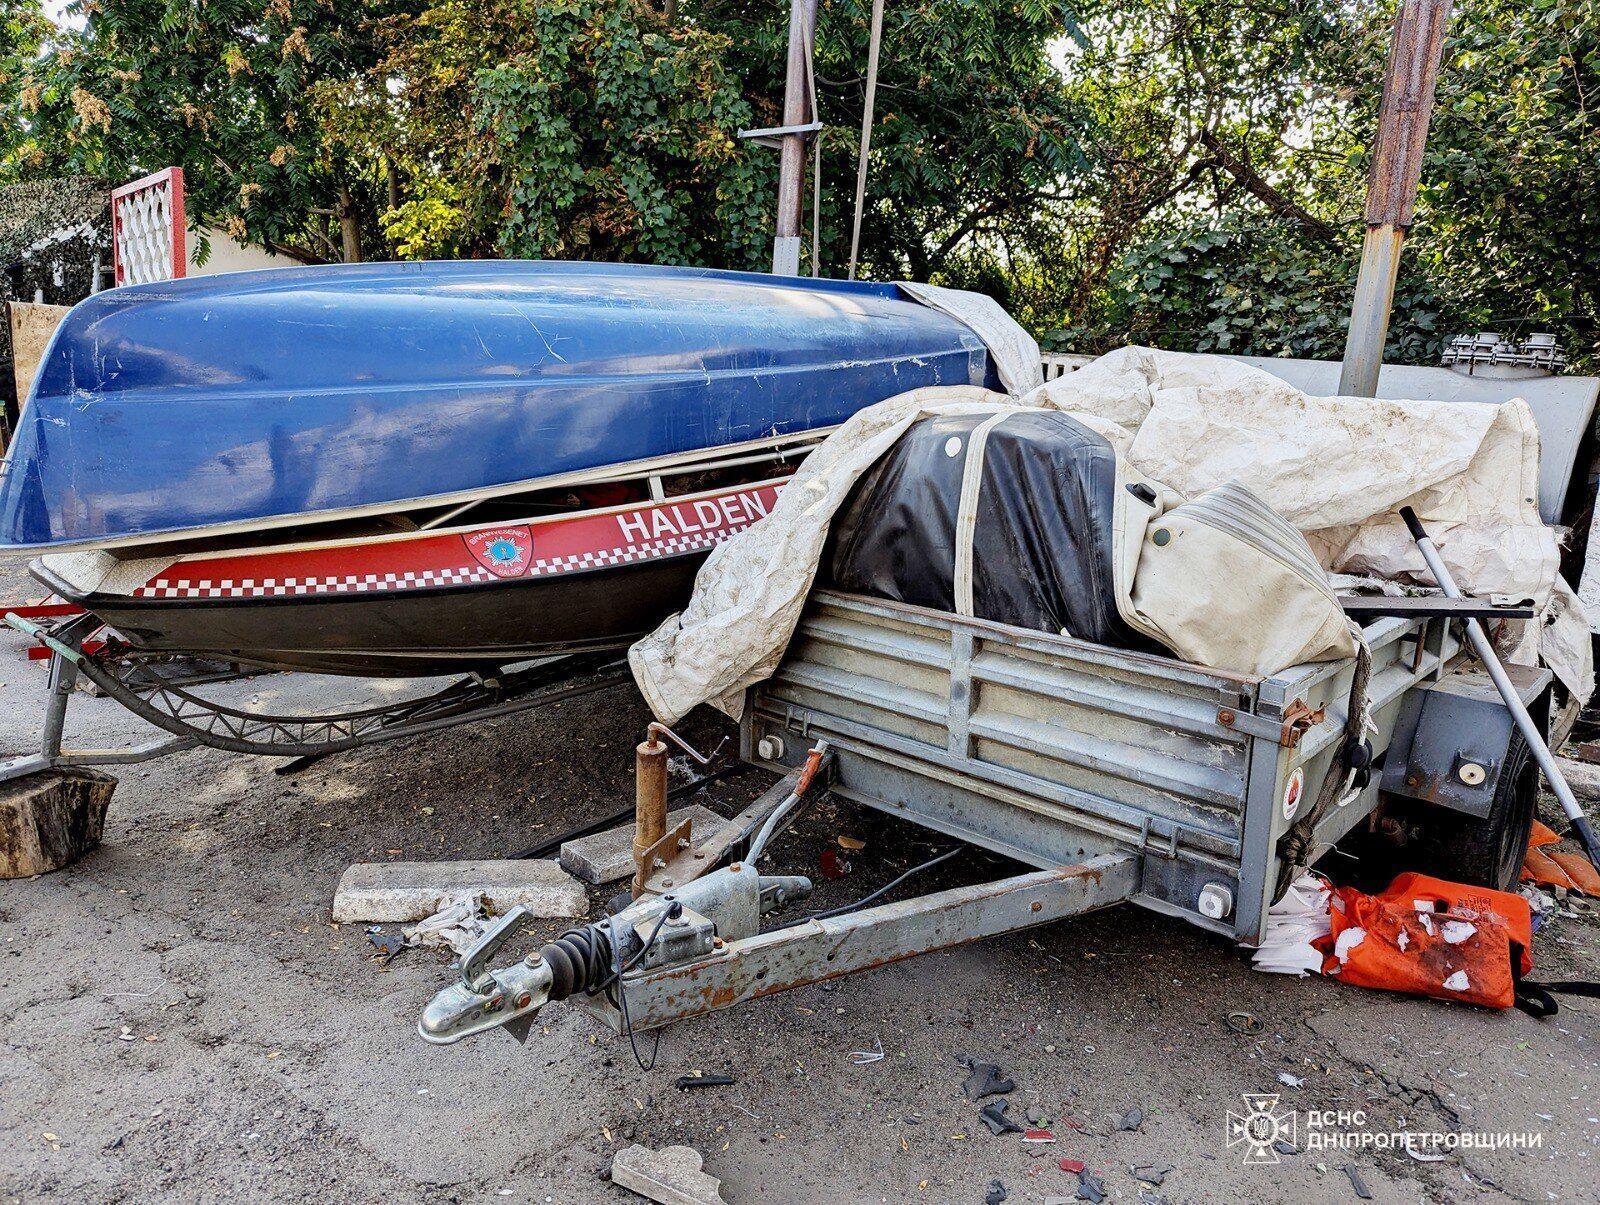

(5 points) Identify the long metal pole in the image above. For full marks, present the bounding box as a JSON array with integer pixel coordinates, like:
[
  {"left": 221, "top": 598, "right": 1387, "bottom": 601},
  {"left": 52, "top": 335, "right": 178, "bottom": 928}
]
[
  {"left": 1338, "top": 0, "right": 1452, "bottom": 397},
  {"left": 773, "top": 0, "right": 818, "bottom": 275},
  {"left": 1400, "top": 508, "right": 1600, "bottom": 874},
  {"left": 847, "top": 0, "right": 886, "bottom": 280}
]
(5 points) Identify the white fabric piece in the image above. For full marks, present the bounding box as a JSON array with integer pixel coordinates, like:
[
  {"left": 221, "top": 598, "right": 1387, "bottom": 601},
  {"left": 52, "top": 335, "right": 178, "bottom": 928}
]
[
  {"left": 630, "top": 386, "right": 1010, "bottom": 722},
  {"left": 897, "top": 281, "right": 1043, "bottom": 396},
  {"left": 401, "top": 891, "right": 490, "bottom": 956},
  {"left": 952, "top": 411, "right": 1015, "bottom": 616},
  {"left": 1126, "top": 481, "right": 1358, "bottom": 675},
  {"left": 1250, "top": 873, "right": 1331, "bottom": 977}
]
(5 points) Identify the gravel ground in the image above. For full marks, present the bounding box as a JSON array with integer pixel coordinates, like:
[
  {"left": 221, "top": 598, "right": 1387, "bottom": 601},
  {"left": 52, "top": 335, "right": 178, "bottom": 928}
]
[{"left": 1, "top": 554, "right": 1596, "bottom": 1204}]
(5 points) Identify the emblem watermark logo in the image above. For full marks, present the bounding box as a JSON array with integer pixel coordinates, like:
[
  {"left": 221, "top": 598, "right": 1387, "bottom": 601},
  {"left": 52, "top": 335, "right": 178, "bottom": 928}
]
[
  {"left": 1227, "top": 1095, "right": 1545, "bottom": 1165},
  {"left": 1226, "top": 1093, "right": 1297, "bottom": 1165}
]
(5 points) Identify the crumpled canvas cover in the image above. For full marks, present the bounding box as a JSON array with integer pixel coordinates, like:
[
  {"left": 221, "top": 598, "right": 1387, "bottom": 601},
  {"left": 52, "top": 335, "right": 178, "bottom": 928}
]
[
  {"left": 631, "top": 347, "right": 1591, "bottom": 723},
  {"left": 896, "top": 282, "right": 1043, "bottom": 396},
  {"left": 1026, "top": 347, "right": 1589, "bottom": 702}
]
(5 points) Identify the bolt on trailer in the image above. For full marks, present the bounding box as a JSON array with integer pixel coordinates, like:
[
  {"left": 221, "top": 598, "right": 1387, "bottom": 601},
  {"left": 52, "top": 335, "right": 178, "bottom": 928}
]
[{"left": 420, "top": 587, "right": 1547, "bottom": 1045}]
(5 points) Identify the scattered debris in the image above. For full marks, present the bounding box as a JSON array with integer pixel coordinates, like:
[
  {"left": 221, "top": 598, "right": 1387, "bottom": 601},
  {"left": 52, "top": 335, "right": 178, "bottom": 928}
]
[
  {"left": 401, "top": 892, "right": 492, "bottom": 956},
  {"left": 1075, "top": 1169, "right": 1108, "bottom": 1203},
  {"left": 612, "top": 1144, "right": 726, "bottom": 1205},
  {"left": 1131, "top": 1164, "right": 1171, "bottom": 1186},
  {"left": 1225, "top": 1011, "right": 1264, "bottom": 1035},
  {"left": 1273, "top": 1139, "right": 1299, "bottom": 1157},
  {"left": 848, "top": 1039, "right": 885, "bottom": 1066},
  {"left": 819, "top": 848, "right": 850, "bottom": 879},
  {"left": 1401, "top": 1134, "right": 1445, "bottom": 1162},
  {"left": 673, "top": 1072, "right": 736, "bottom": 1091},
  {"left": 1342, "top": 1164, "right": 1373, "bottom": 1200},
  {"left": 962, "top": 1060, "right": 1015, "bottom": 1101},
  {"left": 1058, "top": 1158, "right": 1086, "bottom": 1174},
  {"left": 980, "top": 1099, "right": 1023, "bottom": 1136},
  {"left": 1021, "top": 1128, "right": 1056, "bottom": 1144},
  {"left": 1251, "top": 874, "right": 1331, "bottom": 976},
  {"left": 1277, "top": 1072, "right": 1305, "bottom": 1089},
  {"left": 984, "top": 1180, "right": 1008, "bottom": 1205},
  {"left": 837, "top": 835, "right": 866, "bottom": 851},
  {"left": 1118, "top": 1105, "right": 1144, "bottom": 1132},
  {"left": 1025, "top": 1104, "right": 1050, "bottom": 1127},
  {"left": 366, "top": 927, "right": 405, "bottom": 963}
]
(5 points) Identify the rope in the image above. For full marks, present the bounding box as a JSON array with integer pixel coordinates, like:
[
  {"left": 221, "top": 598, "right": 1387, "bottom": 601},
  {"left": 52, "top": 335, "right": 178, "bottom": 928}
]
[
  {"left": 1272, "top": 622, "right": 1373, "bottom": 903},
  {"left": 847, "top": 0, "right": 886, "bottom": 280}
]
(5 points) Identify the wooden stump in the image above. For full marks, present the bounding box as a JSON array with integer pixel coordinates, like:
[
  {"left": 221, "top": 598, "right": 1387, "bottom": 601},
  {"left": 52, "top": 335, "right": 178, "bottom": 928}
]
[{"left": 0, "top": 768, "right": 117, "bottom": 878}]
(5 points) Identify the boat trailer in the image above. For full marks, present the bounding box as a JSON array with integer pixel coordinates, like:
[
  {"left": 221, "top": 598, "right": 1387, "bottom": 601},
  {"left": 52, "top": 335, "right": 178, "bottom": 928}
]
[{"left": 0, "top": 610, "right": 632, "bottom": 784}]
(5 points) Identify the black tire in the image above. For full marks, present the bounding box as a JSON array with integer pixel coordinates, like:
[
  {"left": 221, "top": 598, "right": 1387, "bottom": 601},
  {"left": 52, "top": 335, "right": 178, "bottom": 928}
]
[{"left": 1405, "top": 729, "right": 1538, "bottom": 892}]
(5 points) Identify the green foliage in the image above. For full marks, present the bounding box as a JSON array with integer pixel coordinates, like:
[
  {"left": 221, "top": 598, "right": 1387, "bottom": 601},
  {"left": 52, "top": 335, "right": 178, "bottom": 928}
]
[
  {"left": 6, "top": 0, "right": 418, "bottom": 261},
  {"left": 1058, "top": 213, "right": 1442, "bottom": 365},
  {"left": 474, "top": 0, "right": 766, "bottom": 264},
  {"left": 1055, "top": 0, "right": 1599, "bottom": 368}
]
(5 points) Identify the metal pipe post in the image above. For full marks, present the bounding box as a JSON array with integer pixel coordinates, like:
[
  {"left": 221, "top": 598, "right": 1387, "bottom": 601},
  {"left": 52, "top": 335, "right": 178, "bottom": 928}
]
[
  {"left": 772, "top": 0, "right": 818, "bottom": 275},
  {"left": 1338, "top": 0, "right": 1452, "bottom": 397},
  {"left": 1400, "top": 508, "right": 1600, "bottom": 874},
  {"left": 633, "top": 733, "right": 668, "bottom": 897}
]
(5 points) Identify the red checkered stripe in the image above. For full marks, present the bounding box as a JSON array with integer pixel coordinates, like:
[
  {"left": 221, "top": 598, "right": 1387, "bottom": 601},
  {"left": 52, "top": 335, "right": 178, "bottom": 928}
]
[{"left": 130, "top": 482, "right": 783, "bottom": 601}]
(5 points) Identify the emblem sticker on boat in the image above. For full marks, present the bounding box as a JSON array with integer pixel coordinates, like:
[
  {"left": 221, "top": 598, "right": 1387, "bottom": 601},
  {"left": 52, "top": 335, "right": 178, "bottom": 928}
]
[{"left": 463, "top": 526, "right": 534, "bottom": 578}]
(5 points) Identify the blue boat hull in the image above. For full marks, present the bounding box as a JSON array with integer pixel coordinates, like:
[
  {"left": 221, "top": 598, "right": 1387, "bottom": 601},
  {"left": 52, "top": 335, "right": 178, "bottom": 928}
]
[{"left": 0, "top": 261, "right": 992, "bottom": 549}]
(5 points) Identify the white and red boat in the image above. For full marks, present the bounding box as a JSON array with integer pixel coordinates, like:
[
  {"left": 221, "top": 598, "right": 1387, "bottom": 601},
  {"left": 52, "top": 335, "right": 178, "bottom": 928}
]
[
  {"left": 3, "top": 260, "right": 1002, "bottom": 676},
  {"left": 36, "top": 478, "right": 784, "bottom": 675}
]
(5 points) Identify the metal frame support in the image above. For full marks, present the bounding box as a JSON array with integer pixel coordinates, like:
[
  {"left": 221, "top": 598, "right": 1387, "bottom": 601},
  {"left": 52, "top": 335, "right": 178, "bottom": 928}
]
[
  {"left": 0, "top": 612, "right": 195, "bottom": 785},
  {"left": 580, "top": 853, "right": 1139, "bottom": 1033}
]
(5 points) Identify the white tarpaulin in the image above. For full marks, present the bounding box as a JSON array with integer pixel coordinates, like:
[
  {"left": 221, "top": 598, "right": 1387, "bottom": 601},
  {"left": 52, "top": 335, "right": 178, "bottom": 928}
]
[{"left": 631, "top": 344, "right": 1591, "bottom": 723}]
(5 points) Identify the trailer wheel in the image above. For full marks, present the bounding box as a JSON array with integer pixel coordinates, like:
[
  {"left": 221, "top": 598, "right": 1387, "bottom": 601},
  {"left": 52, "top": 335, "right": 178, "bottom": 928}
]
[{"left": 1405, "top": 729, "right": 1537, "bottom": 892}]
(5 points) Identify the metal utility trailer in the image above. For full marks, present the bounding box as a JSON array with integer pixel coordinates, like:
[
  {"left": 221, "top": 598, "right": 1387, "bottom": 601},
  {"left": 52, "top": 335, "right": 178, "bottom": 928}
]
[
  {"left": 419, "top": 589, "right": 1550, "bottom": 1046},
  {"left": 741, "top": 591, "right": 1542, "bottom": 945}
]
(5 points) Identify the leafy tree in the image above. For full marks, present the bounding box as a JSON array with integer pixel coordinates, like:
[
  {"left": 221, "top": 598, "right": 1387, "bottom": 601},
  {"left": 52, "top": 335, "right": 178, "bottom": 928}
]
[
  {"left": 0, "top": 0, "right": 52, "bottom": 176},
  {"left": 7, "top": 0, "right": 418, "bottom": 262},
  {"left": 316, "top": 0, "right": 769, "bottom": 265}
]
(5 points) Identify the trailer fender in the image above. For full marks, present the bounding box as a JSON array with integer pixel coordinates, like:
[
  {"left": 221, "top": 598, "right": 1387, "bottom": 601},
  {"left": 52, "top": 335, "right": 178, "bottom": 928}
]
[{"left": 1379, "top": 662, "right": 1552, "bottom": 818}]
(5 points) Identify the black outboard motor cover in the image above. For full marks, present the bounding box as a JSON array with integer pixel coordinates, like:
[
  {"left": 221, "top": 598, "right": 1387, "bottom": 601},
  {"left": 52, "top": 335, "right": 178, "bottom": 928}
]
[{"left": 824, "top": 410, "right": 1149, "bottom": 650}]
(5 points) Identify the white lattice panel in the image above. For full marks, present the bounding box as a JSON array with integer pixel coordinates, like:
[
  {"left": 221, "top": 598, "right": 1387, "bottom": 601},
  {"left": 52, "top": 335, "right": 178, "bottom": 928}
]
[{"left": 112, "top": 167, "right": 187, "bottom": 286}]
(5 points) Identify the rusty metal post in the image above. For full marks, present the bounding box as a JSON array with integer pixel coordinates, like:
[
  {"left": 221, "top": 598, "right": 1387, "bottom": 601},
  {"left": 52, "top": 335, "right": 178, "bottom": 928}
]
[
  {"left": 633, "top": 731, "right": 669, "bottom": 898},
  {"left": 1338, "top": 0, "right": 1453, "bottom": 397},
  {"left": 772, "top": 0, "right": 818, "bottom": 275}
]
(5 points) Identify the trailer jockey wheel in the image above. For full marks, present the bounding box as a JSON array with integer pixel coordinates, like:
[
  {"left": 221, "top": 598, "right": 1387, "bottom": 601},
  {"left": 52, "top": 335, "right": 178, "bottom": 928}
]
[{"left": 1404, "top": 729, "right": 1538, "bottom": 893}]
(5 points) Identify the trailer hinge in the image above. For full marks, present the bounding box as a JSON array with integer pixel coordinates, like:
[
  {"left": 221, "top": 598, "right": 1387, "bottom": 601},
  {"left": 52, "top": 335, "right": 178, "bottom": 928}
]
[
  {"left": 1136, "top": 816, "right": 1180, "bottom": 859},
  {"left": 1216, "top": 698, "right": 1325, "bottom": 748},
  {"left": 781, "top": 703, "right": 812, "bottom": 739}
]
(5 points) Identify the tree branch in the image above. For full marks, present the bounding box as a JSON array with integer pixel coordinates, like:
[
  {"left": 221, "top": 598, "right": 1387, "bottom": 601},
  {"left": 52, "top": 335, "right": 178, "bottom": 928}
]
[{"left": 1198, "top": 129, "right": 1338, "bottom": 243}]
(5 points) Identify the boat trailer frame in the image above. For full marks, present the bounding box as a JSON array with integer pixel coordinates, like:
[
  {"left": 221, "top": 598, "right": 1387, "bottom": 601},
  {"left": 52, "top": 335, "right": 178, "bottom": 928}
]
[{"left": 0, "top": 611, "right": 632, "bottom": 784}]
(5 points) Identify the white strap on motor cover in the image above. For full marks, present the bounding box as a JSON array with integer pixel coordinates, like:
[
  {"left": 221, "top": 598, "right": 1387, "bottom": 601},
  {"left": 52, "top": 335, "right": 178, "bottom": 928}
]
[{"left": 952, "top": 410, "right": 1017, "bottom": 616}]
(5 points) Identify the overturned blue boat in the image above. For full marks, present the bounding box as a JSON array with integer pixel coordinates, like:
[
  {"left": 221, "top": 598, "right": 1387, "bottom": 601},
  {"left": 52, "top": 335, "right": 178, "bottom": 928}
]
[{"left": 6, "top": 260, "right": 1000, "bottom": 674}]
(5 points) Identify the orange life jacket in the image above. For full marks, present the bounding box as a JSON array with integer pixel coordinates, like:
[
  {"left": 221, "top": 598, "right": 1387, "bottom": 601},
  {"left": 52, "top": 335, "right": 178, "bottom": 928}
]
[{"left": 1318, "top": 872, "right": 1533, "bottom": 1010}]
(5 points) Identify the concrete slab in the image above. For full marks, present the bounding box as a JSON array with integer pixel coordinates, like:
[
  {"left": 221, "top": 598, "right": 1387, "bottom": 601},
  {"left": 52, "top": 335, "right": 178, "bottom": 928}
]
[
  {"left": 559, "top": 804, "right": 721, "bottom": 884},
  {"left": 331, "top": 858, "right": 587, "bottom": 923},
  {"left": 611, "top": 1144, "right": 725, "bottom": 1205}
]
